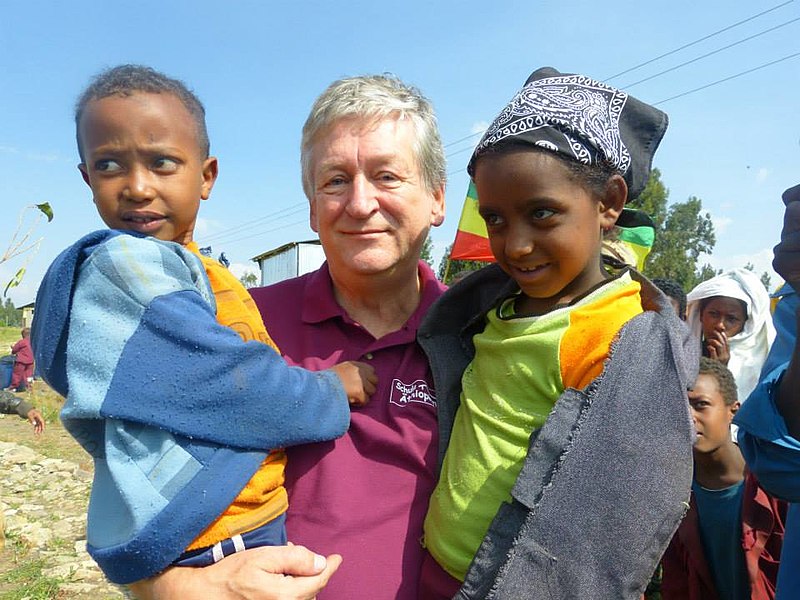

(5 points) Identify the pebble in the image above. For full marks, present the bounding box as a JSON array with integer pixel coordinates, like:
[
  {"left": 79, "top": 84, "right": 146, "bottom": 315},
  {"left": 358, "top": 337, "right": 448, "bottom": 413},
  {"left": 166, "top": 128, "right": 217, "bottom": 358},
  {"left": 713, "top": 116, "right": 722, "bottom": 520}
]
[{"left": 0, "top": 440, "right": 128, "bottom": 598}]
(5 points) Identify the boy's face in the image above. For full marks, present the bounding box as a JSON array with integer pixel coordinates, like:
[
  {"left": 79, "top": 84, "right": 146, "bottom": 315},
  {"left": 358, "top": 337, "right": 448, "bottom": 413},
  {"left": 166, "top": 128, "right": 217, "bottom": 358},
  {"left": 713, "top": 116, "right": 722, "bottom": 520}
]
[
  {"left": 78, "top": 92, "right": 218, "bottom": 245},
  {"left": 689, "top": 373, "right": 738, "bottom": 454},
  {"left": 474, "top": 151, "right": 623, "bottom": 314}
]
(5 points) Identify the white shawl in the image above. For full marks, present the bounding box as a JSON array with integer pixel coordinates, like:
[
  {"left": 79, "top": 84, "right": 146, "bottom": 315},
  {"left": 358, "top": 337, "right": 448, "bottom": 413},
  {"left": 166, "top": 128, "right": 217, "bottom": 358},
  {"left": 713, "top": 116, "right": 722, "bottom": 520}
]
[{"left": 686, "top": 268, "right": 776, "bottom": 403}]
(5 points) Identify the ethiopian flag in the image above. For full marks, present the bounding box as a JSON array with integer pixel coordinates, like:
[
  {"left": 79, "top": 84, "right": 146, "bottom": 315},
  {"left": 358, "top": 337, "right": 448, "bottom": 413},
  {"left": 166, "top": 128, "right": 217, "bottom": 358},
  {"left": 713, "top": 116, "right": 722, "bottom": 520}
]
[
  {"left": 610, "top": 209, "right": 656, "bottom": 271},
  {"left": 449, "top": 182, "right": 495, "bottom": 261}
]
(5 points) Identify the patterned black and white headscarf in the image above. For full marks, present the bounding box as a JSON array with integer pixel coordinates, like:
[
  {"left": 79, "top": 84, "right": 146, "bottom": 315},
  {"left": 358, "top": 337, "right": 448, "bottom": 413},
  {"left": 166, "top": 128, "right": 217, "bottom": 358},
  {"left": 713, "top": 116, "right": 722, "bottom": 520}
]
[{"left": 468, "top": 67, "right": 668, "bottom": 202}]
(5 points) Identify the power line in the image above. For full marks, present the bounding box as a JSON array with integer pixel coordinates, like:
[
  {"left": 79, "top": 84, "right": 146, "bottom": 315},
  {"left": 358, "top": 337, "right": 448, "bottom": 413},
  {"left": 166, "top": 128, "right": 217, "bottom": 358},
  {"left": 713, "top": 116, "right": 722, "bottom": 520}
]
[
  {"left": 202, "top": 201, "right": 307, "bottom": 244},
  {"left": 604, "top": 0, "right": 794, "bottom": 81},
  {"left": 444, "top": 131, "right": 484, "bottom": 149},
  {"left": 214, "top": 6, "right": 798, "bottom": 250},
  {"left": 654, "top": 51, "right": 800, "bottom": 105},
  {"left": 216, "top": 217, "right": 311, "bottom": 250},
  {"left": 622, "top": 16, "right": 800, "bottom": 90}
]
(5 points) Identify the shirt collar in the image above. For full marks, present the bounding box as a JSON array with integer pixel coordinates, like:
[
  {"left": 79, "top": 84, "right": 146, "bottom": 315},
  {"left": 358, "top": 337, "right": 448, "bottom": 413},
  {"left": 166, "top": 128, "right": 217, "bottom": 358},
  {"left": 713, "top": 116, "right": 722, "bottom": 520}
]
[{"left": 300, "top": 261, "right": 446, "bottom": 331}]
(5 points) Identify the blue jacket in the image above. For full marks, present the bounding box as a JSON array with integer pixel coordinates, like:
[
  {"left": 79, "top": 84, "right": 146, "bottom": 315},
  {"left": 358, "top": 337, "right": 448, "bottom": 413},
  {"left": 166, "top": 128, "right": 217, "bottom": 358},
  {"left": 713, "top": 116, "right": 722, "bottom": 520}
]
[
  {"left": 419, "top": 265, "right": 697, "bottom": 599},
  {"left": 31, "top": 230, "right": 350, "bottom": 583},
  {"left": 736, "top": 285, "right": 800, "bottom": 600}
]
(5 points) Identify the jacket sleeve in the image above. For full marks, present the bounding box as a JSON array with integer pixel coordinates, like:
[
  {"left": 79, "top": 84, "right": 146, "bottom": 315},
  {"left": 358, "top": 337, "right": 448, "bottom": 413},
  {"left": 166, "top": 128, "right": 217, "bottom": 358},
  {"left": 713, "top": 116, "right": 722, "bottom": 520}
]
[
  {"left": 736, "top": 289, "right": 800, "bottom": 502},
  {"left": 0, "top": 390, "right": 33, "bottom": 418},
  {"left": 63, "top": 235, "right": 350, "bottom": 451}
]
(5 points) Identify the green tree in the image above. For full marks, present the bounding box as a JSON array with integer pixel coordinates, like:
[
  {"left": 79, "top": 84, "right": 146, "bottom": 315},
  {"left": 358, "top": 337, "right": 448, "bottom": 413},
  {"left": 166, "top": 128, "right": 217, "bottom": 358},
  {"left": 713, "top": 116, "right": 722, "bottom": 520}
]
[
  {"left": 1, "top": 298, "right": 22, "bottom": 327},
  {"left": 239, "top": 272, "right": 259, "bottom": 289},
  {"left": 631, "top": 169, "right": 716, "bottom": 290},
  {"left": 744, "top": 262, "right": 773, "bottom": 293},
  {"left": 437, "top": 244, "right": 491, "bottom": 285},
  {"left": 761, "top": 271, "right": 773, "bottom": 292}
]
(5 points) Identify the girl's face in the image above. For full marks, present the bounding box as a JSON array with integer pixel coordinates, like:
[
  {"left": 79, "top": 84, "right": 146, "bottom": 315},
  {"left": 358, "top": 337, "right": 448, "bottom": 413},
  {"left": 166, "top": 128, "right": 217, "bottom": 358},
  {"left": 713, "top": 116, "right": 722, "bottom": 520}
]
[
  {"left": 474, "top": 150, "right": 623, "bottom": 315},
  {"left": 700, "top": 296, "right": 747, "bottom": 339}
]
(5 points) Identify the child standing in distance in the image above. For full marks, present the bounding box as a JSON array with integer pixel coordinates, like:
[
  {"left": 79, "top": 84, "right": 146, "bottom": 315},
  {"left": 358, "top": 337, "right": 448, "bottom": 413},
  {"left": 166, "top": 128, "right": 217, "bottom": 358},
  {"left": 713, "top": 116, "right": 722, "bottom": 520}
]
[
  {"left": 662, "top": 358, "right": 786, "bottom": 600},
  {"left": 8, "top": 327, "right": 34, "bottom": 391},
  {"left": 31, "top": 65, "right": 375, "bottom": 585},
  {"left": 686, "top": 269, "right": 775, "bottom": 404},
  {"left": 418, "top": 67, "right": 696, "bottom": 599},
  {"left": 653, "top": 278, "right": 688, "bottom": 321}
]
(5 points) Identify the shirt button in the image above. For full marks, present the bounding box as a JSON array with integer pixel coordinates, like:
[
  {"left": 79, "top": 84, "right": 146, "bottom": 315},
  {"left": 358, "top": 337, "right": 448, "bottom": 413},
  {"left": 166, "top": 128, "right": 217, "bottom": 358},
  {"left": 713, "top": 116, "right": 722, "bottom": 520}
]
[{"left": 364, "top": 353, "right": 374, "bottom": 360}]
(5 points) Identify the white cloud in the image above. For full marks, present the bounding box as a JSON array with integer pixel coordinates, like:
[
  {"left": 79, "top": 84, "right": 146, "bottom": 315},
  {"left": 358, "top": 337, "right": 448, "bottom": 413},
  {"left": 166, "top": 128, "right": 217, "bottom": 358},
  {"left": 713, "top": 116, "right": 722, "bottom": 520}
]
[
  {"left": 756, "top": 168, "right": 769, "bottom": 183},
  {"left": 194, "top": 217, "right": 224, "bottom": 237},
  {"left": 711, "top": 213, "right": 733, "bottom": 235},
  {"left": 228, "top": 261, "right": 258, "bottom": 280},
  {"left": 470, "top": 121, "right": 489, "bottom": 136},
  {"left": 25, "top": 151, "right": 60, "bottom": 162},
  {"left": 704, "top": 247, "right": 780, "bottom": 291}
]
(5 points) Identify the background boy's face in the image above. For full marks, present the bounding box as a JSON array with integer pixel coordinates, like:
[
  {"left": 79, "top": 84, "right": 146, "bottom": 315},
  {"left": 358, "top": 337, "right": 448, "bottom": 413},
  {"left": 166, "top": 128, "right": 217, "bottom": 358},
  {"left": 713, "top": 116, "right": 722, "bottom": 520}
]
[
  {"left": 78, "top": 92, "right": 217, "bottom": 245},
  {"left": 688, "top": 373, "right": 738, "bottom": 454},
  {"left": 474, "top": 151, "right": 622, "bottom": 314}
]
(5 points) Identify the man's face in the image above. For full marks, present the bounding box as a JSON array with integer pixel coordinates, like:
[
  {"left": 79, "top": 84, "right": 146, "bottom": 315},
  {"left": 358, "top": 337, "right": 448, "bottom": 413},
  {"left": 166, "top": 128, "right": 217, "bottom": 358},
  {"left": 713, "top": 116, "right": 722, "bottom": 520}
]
[{"left": 308, "top": 116, "right": 444, "bottom": 280}]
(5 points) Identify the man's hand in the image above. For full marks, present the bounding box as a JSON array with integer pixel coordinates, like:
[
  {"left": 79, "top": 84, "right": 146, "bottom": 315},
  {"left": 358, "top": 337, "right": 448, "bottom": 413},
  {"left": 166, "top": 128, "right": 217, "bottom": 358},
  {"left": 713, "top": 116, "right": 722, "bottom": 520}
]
[
  {"left": 330, "top": 361, "right": 377, "bottom": 407},
  {"left": 128, "top": 545, "right": 342, "bottom": 600},
  {"left": 774, "top": 183, "right": 800, "bottom": 290},
  {"left": 26, "top": 408, "right": 44, "bottom": 435}
]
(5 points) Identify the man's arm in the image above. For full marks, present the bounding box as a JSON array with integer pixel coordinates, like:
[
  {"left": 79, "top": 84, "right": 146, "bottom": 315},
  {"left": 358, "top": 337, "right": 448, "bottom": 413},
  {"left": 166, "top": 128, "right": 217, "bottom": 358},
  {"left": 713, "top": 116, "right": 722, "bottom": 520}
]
[
  {"left": 773, "top": 189, "right": 800, "bottom": 438},
  {"left": 735, "top": 185, "right": 800, "bottom": 501},
  {"left": 128, "top": 546, "right": 342, "bottom": 600}
]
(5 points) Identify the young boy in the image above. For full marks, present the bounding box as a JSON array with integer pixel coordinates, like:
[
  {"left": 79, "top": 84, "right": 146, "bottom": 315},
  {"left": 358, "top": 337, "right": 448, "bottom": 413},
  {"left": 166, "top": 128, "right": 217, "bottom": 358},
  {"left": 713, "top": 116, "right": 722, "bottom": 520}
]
[
  {"left": 8, "top": 327, "right": 34, "bottom": 391},
  {"left": 653, "top": 278, "right": 687, "bottom": 321},
  {"left": 662, "top": 358, "right": 786, "bottom": 599},
  {"left": 31, "top": 65, "right": 375, "bottom": 585},
  {"left": 418, "top": 67, "right": 697, "bottom": 599}
]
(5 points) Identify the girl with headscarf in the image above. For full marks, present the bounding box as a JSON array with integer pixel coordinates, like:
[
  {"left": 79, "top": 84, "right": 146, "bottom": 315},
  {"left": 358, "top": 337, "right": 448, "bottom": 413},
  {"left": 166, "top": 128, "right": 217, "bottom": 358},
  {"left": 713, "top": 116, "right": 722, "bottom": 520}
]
[{"left": 687, "top": 268, "right": 776, "bottom": 403}]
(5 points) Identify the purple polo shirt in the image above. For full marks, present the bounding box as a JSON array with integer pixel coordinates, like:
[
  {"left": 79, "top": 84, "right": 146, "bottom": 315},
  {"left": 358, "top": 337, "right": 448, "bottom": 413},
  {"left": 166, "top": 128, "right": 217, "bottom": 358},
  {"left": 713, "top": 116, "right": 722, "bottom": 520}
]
[{"left": 249, "top": 261, "right": 444, "bottom": 599}]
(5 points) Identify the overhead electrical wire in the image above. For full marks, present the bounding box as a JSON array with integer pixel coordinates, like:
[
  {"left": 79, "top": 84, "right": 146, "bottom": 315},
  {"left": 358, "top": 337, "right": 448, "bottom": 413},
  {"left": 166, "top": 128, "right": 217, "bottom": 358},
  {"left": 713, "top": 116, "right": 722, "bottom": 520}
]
[
  {"left": 603, "top": 0, "right": 794, "bottom": 81},
  {"left": 622, "top": 16, "right": 800, "bottom": 90},
  {"left": 215, "top": 1, "right": 798, "bottom": 250}
]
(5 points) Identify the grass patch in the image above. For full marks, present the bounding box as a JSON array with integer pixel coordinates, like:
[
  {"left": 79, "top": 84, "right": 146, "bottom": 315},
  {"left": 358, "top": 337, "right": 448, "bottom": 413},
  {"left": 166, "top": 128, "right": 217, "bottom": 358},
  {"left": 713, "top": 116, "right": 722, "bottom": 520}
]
[
  {"left": 0, "top": 327, "right": 23, "bottom": 358},
  {"left": 0, "top": 558, "right": 63, "bottom": 599},
  {"left": 0, "top": 535, "right": 63, "bottom": 600}
]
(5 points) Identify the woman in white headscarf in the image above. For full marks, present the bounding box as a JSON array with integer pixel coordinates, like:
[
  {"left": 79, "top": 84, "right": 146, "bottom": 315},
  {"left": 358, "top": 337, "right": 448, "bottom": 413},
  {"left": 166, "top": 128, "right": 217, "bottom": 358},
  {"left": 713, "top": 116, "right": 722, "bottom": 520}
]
[{"left": 686, "top": 268, "right": 776, "bottom": 403}]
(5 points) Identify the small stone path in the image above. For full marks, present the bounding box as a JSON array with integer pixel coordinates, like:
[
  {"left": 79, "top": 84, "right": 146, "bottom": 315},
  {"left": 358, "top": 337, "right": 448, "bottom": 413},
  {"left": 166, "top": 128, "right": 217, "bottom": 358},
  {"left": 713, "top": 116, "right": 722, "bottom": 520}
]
[{"left": 1, "top": 440, "right": 128, "bottom": 598}]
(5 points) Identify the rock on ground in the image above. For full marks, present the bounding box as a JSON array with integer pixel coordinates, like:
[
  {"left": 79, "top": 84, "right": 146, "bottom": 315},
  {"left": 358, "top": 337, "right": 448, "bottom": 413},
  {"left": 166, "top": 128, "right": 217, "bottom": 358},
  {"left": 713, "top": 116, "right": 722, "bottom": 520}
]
[{"left": 0, "top": 440, "right": 129, "bottom": 598}]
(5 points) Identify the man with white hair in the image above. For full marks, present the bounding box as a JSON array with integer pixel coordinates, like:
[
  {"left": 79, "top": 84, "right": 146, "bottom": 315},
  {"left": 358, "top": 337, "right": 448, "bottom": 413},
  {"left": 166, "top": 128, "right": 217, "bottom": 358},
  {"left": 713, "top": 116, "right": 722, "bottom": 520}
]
[{"left": 131, "top": 74, "right": 447, "bottom": 600}]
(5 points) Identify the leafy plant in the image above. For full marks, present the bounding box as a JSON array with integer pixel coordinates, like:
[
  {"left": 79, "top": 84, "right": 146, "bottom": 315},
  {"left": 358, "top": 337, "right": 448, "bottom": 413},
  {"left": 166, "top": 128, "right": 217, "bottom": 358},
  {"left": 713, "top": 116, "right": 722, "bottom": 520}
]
[{"left": 2, "top": 203, "right": 53, "bottom": 297}]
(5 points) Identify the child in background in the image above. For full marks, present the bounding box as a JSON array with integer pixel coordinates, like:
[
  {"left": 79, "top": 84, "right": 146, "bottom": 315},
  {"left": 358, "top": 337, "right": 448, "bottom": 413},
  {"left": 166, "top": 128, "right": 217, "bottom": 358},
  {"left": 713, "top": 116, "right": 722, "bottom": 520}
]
[
  {"left": 662, "top": 358, "right": 786, "bottom": 599},
  {"left": 653, "top": 278, "right": 688, "bottom": 320},
  {"left": 8, "top": 328, "right": 33, "bottom": 391},
  {"left": 686, "top": 269, "right": 775, "bottom": 403},
  {"left": 0, "top": 389, "right": 44, "bottom": 434},
  {"left": 31, "top": 65, "right": 375, "bottom": 585},
  {"left": 418, "top": 67, "right": 696, "bottom": 599}
]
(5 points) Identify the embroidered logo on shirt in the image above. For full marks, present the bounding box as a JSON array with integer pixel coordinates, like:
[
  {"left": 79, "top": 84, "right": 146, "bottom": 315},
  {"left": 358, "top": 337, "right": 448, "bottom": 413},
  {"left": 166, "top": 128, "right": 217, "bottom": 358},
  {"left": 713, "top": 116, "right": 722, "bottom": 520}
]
[{"left": 389, "top": 379, "right": 436, "bottom": 408}]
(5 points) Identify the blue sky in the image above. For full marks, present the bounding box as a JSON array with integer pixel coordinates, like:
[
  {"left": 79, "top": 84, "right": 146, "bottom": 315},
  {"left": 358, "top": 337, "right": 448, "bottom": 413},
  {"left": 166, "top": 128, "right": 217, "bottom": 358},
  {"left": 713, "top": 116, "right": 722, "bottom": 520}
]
[{"left": 2, "top": 0, "right": 798, "bottom": 306}]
